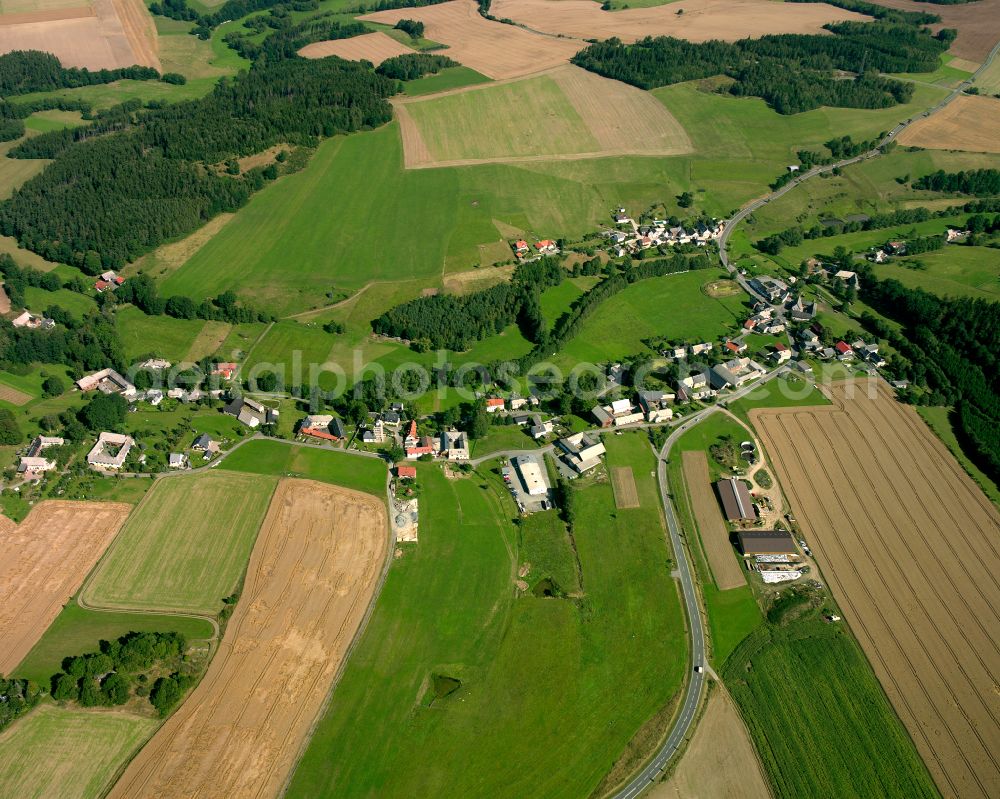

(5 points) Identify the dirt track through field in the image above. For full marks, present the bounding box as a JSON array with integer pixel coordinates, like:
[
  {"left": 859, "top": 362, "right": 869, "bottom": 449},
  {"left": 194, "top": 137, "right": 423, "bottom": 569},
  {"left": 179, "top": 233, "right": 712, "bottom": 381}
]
[
  {"left": 491, "top": 0, "right": 866, "bottom": 43},
  {"left": 0, "top": 501, "right": 132, "bottom": 676},
  {"left": 681, "top": 451, "right": 745, "bottom": 590},
  {"left": 361, "top": 0, "right": 580, "bottom": 80},
  {"left": 299, "top": 30, "right": 414, "bottom": 64},
  {"left": 107, "top": 478, "right": 388, "bottom": 799},
  {"left": 897, "top": 94, "right": 1000, "bottom": 154},
  {"left": 752, "top": 381, "right": 1000, "bottom": 799},
  {"left": 612, "top": 466, "right": 640, "bottom": 509}
]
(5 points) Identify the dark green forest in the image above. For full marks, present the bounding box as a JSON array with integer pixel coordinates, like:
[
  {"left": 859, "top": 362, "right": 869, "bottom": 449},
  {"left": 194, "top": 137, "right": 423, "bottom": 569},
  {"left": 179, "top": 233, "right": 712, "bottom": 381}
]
[
  {"left": 376, "top": 53, "right": 458, "bottom": 80},
  {"left": 0, "top": 50, "right": 158, "bottom": 97},
  {"left": 571, "top": 22, "right": 953, "bottom": 113},
  {"left": 0, "top": 57, "right": 396, "bottom": 269},
  {"left": 914, "top": 169, "right": 1000, "bottom": 196},
  {"left": 858, "top": 269, "right": 1000, "bottom": 483}
]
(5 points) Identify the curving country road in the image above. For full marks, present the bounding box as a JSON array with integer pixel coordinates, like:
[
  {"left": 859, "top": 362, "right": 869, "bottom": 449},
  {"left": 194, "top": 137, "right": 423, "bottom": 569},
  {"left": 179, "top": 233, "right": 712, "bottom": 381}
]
[{"left": 610, "top": 37, "right": 1000, "bottom": 799}]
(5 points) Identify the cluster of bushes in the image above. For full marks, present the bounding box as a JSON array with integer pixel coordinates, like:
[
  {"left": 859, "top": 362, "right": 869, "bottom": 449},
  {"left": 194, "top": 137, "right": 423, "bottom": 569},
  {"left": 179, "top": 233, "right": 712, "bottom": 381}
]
[
  {"left": 394, "top": 18, "right": 424, "bottom": 38},
  {"left": 0, "top": 678, "right": 42, "bottom": 732},
  {"left": 0, "top": 57, "right": 396, "bottom": 269},
  {"left": 104, "top": 273, "right": 271, "bottom": 325},
  {"left": 50, "top": 632, "right": 191, "bottom": 716},
  {"left": 914, "top": 169, "right": 1000, "bottom": 197},
  {"left": 376, "top": 54, "right": 458, "bottom": 81},
  {"left": 571, "top": 21, "right": 952, "bottom": 114},
  {"left": 857, "top": 268, "right": 1000, "bottom": 481},
  {"left": 372, "top": 257, "right": 565, "bottom": 350}
]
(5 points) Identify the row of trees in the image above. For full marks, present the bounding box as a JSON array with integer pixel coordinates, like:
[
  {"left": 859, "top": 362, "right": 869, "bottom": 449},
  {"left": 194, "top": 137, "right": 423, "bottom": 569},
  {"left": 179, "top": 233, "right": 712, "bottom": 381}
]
[
  {"left": 857, "top": 267, "right": 1000, "bottom": 481},
  {"left": 914, "top": 169, "right": 1000, "bottom": 196},
  {"left": 371, "top": 258, "right": 565, "bottom": 350},
  {"left": 0, "top": 50, "right": 160, "bottom": 97},
  {"left": 0, "top": 57, "right": 397, "bottom": 269},
  {"left": 50, "top": 632, "right": 192, "bottom": 716},
  {"left": 571, "top": 22, "right": 951, "bottom": 113},
  {"left": 223, "top": 15, "right": 367, "bottom": 61},
  {"left": 786, "top": 0, "right": 940, "bottom": 25}
]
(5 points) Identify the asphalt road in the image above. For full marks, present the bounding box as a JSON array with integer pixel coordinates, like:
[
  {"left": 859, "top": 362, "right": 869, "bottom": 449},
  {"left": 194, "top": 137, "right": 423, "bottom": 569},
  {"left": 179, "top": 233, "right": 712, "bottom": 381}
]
[{"left": 610, "top": 39, "right": 1000, "bottom": 799}]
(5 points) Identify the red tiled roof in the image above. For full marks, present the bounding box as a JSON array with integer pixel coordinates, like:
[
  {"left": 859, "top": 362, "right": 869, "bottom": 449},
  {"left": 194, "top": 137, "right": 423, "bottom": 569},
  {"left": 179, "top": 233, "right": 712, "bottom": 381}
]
[
  {"left": 486, "top": 398, "right": 504, "bottom": 407},
  {"left": 725, "top": 341, "right": 740, "bottom": 352},
  {"left": 302, "top": 427, "right": 339, "bottom": 441},
  {"left": 835, "top": 341, "right": 851, "bottom": 354},
  {"left": 775, "top": 342, "right": 788, "bottom": 351},
  {"left": 95, "top": 280, "right": 111, "bottom": 290},
  {"left": 397, "top": 465, "right": 417, "bottom": 479}
]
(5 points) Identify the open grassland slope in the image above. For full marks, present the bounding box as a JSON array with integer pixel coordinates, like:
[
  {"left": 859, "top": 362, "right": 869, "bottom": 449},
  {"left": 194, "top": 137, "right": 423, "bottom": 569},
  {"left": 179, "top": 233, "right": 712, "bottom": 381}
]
[
  {"left": 0, "top": 705, "right": 156, "bottom": 799},
  {"left": 897, "top": 94, "right": 1000, "bottom": 154},
  {"left": 752, "top": 381, "right": 1000, "bottom": 799},
  {"left": 681, "top": 450, "right": 746, "bottom": 590},
  {"left": 299, "top": 30, "right": 414, "bottom": 64},
  {"left": 84, "top": 471, "right": 276, "bottom": 616},
  {"left": 287, "top": 435, "right": 686, "bottom": 799},
  {"left": 491, "top": 0, "right": 866, "bottom": 43},
  {"left": 360, "top": 0, "right": 580, "bottom": 80},
  {"left": 397, "top": 64, "right": 692, "bottom": 168},
  {"left": 106, "top": 478, "right": 388, "bottom": 799},
  {"left": 651, "top": 686, "right": 771, "bottom": 799},
  {"left": 0, "top": 0, "right": 159, "bottom": 70},
  {"left": 0, "top": 500, "right": 131, "bottom": 676}
]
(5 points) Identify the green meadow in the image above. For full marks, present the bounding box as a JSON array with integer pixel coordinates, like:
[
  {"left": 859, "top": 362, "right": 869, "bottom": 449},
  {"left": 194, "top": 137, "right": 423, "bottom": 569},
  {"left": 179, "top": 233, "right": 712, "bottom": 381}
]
[
  {"left": 115, "top": 306, "right": 211, "bottom": 363},
  {"left": 84, "top": 472, "right": 277, "bottom": 615},
  {"left": 402, "top": 65, "right": 492, "bottom": 97},
  {"left": 14, "top": 604, "right": 214, "bottom": 686},
  {"left": 287, "top": 434, "right": 686, "bottom": 798},
  {"left": 728, "top": 373, "right": 831, "bottom": 424},
  {"left": 725, "top": 611, "right": 939, "bottom": 799},
  {"left": 879, "top": 246, "right": 1000, "bottom": 300},
  {"left": 0, "top": 706, "right": 156, "bottom": 799},
  {"left": 555, "top": 269, "right": 747, "bottom": 368}
]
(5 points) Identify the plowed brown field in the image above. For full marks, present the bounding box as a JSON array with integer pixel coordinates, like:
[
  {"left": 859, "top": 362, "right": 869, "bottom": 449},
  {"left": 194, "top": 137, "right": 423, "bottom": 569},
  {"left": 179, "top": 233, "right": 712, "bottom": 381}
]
[
  {"left": 751, "top": 381, "right": 1000, "bottom": 799},
  {"left": 897, "top": 94, "right": 1000, "bottom": 154},
  {"left": 299, "top": 31, "right": 414, "bottom": 64},
  {"left": 360, "top": 0, "right": 580, "bottom": 79},
  {"left": 490, "top": 0, "right": 866, "bottom": 44},
  {"left": 612, "top": 466, "right": 639, "bottom": 509},
  {"left": 0, "top": 501, "right": 131, "bottom": 675},
  {"left": 682, "top": 450, "right": 745, "bottom": 590},
  {"left": 106, "top": 478, "right": 388, "bottom": 799}
]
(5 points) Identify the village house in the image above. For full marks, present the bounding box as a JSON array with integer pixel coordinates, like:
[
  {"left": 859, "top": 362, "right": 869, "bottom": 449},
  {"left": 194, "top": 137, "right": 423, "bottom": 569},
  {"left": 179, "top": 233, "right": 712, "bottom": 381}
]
[
  {"left": 535, "top": 240, "right": 558, "bottom": 254},
  {"left": 485, "top": 397, "right": 505, "bottom": 414},
  {"left": 11, "top": 310, "right": 55, "bottom": 330},
  {"left": 168, "top": 453, "right": 189, "bottom": 469},
  {"left": 637, "top": 390, "right": 674, "bottom": 423},
  {"left": 396, "top": 464, "right": 417, "bottom": 481},
  {"left": 17, "top": 435, "right": 64, "bottom": 478},
  {"left": 530, "top": 419, "right": 554, "bottom": 440},
  {"left": 300, "top": 414, "right": 346, "bottom": 442},
  {"left": 212, "top": 362, "right": 238, "bottom": 381},
  {"left": 592, "top": 398, "right": 644, "bottom": 428},
  {"left": 192, "top": 433, "right": 220, "bottom": 457},
  {"left": 557, "top": 432, "right": 606, "bottom": 475},
  {"left": 946, "top": 228, "right": 968, "bottom": 243},
  {"left": 94, "top": 272, "right": 125, "bottom": 293},
  {"left": 771, "top": 343, "right": 791, "bottom": 364},
  {"left": 711, "top": 358, "right": 766, "bottom": 390},
  {"left": 870, "top": 248, "right": 888, "bottom": 263},
  {"left": 677, "top": 372, "right": 715, "bottom": 402},
  {"left": 689, "top": 342, "right": 713, "bottom": 357},
  {"left": 886, "top": 240, "right": 906, "bottom": 256},
  {"left": 87, "top": 432, "right": 135, "bottom": 470},
  {"left": 749, "top": 276, "right": 790, "bottom": 304},
  {"left": 76, "top": 368, "right": 136, "bottom": 398},
  {"left": 509, "top": 396, "right": 528, "bottom": 411},
  {"left": 786, "top": 295, "right": 817, "bottom": 322},
  {"left": 724, "top": 339, "right": 747, "bottom": 355},
  {"left": 440, "top": 429, "right": 470, "bottom": 461},
  {"left": 138, "top": 358, "right": 171, "bottom": 371},
  {"left": 613, "top": 207, "right": 631, "bottom": 224},
  {"left": 833, "top": 270, "right": 860, "bottom": 291},
  {"left": 225, "top": 396, "right": 278, "bottom": 428},
  {"left": 835, "top": 341, "right": 855, "bottom": 361},
  {"left": 405, "top": 435, "right": 435, "bottom": 459},
  {"left": 404, "top": 420, "right": 419, "bottom": 448},
  {"left": 513, "top": 239, "right": 529, "bottom": 256}
]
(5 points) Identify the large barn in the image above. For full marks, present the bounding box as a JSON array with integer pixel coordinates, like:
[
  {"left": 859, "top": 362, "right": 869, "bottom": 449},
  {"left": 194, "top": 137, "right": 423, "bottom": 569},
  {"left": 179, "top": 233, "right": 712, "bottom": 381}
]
[
  {"left": 738, "top": 530, "right": 797, "bottom": 556},
  {"left": 715, "top": 477, "right": 757, "bottom": 521}
]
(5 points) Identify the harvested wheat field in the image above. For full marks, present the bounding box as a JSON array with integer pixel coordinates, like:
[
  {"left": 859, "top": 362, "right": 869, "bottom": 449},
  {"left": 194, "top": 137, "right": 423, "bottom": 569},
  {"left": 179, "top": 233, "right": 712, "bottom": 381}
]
[
  {"left": 897, "top": 94, "right": 1000, "bottom": 154},
  {"left": 612, "top": 466, "right": 640, "bottom": 509},
  {"left": 681, "top": 450, "right": 745, "bottom": 590},
  {"left": 0, "top": 0, "right": 158, "bottom": 70},
  {"left": 869, "top": 0, "right": 1000, "bottom": 63},
  {"left": 396, "top": 64, "right": 691, "bottom": 168},
  {"left": 0, "top": 500, "right": 131, "bottom": 676},
  {"left": 650, "top": 687, "right": 771, "bottom": 799},
  {"left": 751, "top": 381, "right": 1000, "bottom": 799},
  {"left": 361, "top": 0, "right": 580, "bottom": 80},
  {"left": 299, "top": 30, "right": 414, "bottom": 64},
  {"left": 107, "top": 478, "right": 388, "bottom": 799},
  {"left": 490, "top": 0, "right": 866, "bottom": 44}
]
